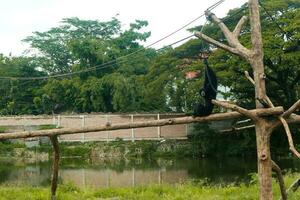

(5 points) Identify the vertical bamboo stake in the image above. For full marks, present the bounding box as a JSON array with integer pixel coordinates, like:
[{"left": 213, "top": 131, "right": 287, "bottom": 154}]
[
  {"left": 56, "top": 115, "right": 61, "bottom": 128},
  {"left": 132, "top": 167, "right": 136, "bottom": 186},
  {"left": 157, "top": 114, "right": 161, "bottom": 139},
  {"left": 52, "top": 116, "right": 56, "bottom": 126},
  {"left": 106, "top": 115, "right": 110, "bottom": 142},
  {"left": 81, "top": 115, "right": 85, "bottom": 142},
  {"left": 50, "top": 135, "right": 60, "bottom": 200},
  {"left": 131, "top": 114, "right": 135, "bottom": 142}
]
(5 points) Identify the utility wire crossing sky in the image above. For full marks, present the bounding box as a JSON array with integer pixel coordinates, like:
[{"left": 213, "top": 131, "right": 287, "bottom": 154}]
[{"left": 0, "top": 0, "right": 247, "bottom": 56}]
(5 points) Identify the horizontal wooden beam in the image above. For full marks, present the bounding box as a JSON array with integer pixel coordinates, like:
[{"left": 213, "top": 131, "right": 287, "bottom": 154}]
[
  {"left": 0, "top": 107, "right": 285, "bottom": 140},
  {"left": 284, "top": 114, "right": 300, "bottom": 125}
]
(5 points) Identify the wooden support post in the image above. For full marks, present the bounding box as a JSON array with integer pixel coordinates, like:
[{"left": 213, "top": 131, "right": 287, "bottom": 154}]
[
  {"left": 158, "top": 168, "right": 162, "bottom": 185},
  {"left": 81, "top": 115, "right": 85, "bottom": 142},
  {"left": 272, "top": 160, "right": 287, "bottom": 200},
  {"left": 106, "top": 115, "right": 110, "bottom": 143},
  {"left": 131, "top": 115, "right": 135, "bottom": 142},
  {"left": 132, "top": 167, "right": 136, "bottom": 187},
  {"left": 185, "top": 123, "right": 188, "bottom": 137},
  {"left": 194, "top": 0, "right": 278, "bottom": 198},
  {"left": 56, "top": 115, "right": 61, "bottom": 128},
  {"left": 52, "top": 116, "right": 56, "bottom": 126},
  {"left": 248, "top": 0, "right": 273, "bottom": 198},
  {"left": 157, "top": 114, "right": 161, "bottom": 139},
  {"left": 50, "top": 135, "right": 60, "bottom": 200}
]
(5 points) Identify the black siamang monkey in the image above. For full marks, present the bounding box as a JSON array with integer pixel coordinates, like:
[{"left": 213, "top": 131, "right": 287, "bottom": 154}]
[{"left": 193, "top": 59, "right": 218, "bottom": 117}]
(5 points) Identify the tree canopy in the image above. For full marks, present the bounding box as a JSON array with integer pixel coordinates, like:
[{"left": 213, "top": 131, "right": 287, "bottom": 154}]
[{"left": 0, "top": 0, "right": 298, "bottom": 116}]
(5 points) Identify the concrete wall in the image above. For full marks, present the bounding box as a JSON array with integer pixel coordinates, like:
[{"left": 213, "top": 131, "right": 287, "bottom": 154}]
[{"left": 0, "top": 114, "right": 188, "bottom": 142}]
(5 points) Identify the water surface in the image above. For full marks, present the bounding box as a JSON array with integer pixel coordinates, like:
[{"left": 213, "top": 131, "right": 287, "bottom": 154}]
[{"left": 0, "top": 157, "right": 299, "bottom": 188}]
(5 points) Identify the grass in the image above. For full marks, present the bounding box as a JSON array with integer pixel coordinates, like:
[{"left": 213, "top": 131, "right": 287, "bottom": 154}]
[
  {"left": 0, "top": 174, "right": 299, "bottom": 200},
  {"left": 38, "top": 124, "right": 58, "bottom": 130},
  {"left": 0, "top": 126, "right": 7, "bottom": 133}
]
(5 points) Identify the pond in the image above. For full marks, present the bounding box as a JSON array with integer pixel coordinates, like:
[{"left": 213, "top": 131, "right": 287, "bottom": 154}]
[{"left": 0, "top": 157, "right": 299, "bottom": 188}]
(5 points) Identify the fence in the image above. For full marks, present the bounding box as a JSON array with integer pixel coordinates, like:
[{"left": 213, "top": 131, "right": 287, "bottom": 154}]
[{"left": 0, "top": 113, "right": 188, "bottom": 142}]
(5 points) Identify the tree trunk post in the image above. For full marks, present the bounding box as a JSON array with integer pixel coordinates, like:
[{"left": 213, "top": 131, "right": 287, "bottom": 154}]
[
  {"left": 248, "top": 0, "right": 273, "bottom": 199},
  {"left": 255, "top": 121, "right": 273, "bottom": 200},
  {"left": 50, "top": 135, "right": 60, "bottom": 200},
  {"left": 194, "top": 0, "right": 277, "bottom": 198},
  {"left": 157, "top": 114, "right": 161, "bottom": 139}
]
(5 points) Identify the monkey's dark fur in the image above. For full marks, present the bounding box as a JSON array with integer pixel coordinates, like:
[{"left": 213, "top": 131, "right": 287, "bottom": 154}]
[{"left": 193, "top": 59, "right": 218, "bottom": 117}]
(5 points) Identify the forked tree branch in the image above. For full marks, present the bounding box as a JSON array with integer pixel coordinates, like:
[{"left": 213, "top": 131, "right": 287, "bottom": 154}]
[
  {"left": 245, "top": 71, "right": 255, "bottom": 85},
  {"left": 203, "top": 11, "right": 250, "bottom": 56},
  {"left": 212, "top": 100, "right": 259, "bottom": 121},
  {"left": 264, "top": 96, "right": 300, "bottom": 159},
  {"left": 236, "top": 119, "right": 252, "bottom": 124},
  {"left": 205, "top": 10, "right": 238, "bottom": 47},
  {"left": 220, "top": 119, "right": 254, "bottom": 133},
  {"left": 281, "top": 118, "right": 300, "bottom": 159},
  {"left": 282, "top": 100, "right": 300, "bottom": 118},
  {"left": 243, "top": 72, "right": 300, "bottom": 159},
  {"left": 195, "top": 11, "right": 251, "bottom": 59},
  {"left": 233, "top": 16, "right": 248, "bottom": 38},
  {"left": 271, "top": 160, "right": 287, "bottom": 200},
  {"left": 219, "top": 124, "right": 255, "bottom": 133},
  {"left": 195, "top": 32, "right": 241, "bottom": 56}
]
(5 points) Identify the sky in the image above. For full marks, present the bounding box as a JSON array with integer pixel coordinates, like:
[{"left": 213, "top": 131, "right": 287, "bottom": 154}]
[{"left": 0, "top": 0, "right": 247, "bottom": 56}]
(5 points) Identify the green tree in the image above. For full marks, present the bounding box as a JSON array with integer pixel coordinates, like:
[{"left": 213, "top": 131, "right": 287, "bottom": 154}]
[
  {"left": 0, "top": 55, "right": 45, "bottom": 115},
  {"left": 24, "top": 18, "right": 155, "bottom": 113}
]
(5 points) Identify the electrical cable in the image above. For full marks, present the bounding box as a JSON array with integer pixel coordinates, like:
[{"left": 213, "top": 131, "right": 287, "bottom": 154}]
[
  {"left": 0, "top": 35, "right": 195, "bottom": 80},
  {"left": 0, "top": 0, "right": 226, "bottom": 80},
  {"left": 258, "top": 0, "right": 295, "bottom": 41}
]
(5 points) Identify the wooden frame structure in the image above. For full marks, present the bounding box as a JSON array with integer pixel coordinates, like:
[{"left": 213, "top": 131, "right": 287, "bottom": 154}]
[
  {"left": 0, "top": 103, "right": 299, "bottom": 199},
  {"left": 195, "top": 0, "right": 300, "bottom": 199}
]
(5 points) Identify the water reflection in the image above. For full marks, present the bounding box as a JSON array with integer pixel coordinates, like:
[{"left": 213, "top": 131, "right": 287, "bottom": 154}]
[
  {"left": 0, "top": 157, "right": 299, "bottom": 188},
  {"left": 60, "top": 168, "right": 188, "bottom": 188}
]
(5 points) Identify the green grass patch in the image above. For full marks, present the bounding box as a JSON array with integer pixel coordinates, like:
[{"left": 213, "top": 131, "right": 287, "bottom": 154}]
[
  {"left": 0, "top": 174, "right": 299, "bottom": 199},
  {"left": 0, "top": 142, "right": 26, "bottom": 155},
  {"left": 38, "top": 124, "right": 58, "bottom": 130},
  {"left": 0, "top": 127, "right": 7, "bottom": 133}
]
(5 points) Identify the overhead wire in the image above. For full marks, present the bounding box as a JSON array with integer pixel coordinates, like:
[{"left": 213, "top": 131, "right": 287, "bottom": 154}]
[
  {"left": 258, "top": 0, "right": 295, "bottom": 41},
  {"left": 0, "top": 36, "right": 195, "bottom": 81},
  {"left": 0, "top": 0, "right": 226, "bottom": 81},
  {"left": 145, "top": 0, "right": 225, "bottom": 49}
]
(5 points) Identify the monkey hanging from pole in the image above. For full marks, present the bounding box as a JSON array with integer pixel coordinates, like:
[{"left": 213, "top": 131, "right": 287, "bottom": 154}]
[{"left": 192, "top": 52, "right": 218, "bottom": 117}]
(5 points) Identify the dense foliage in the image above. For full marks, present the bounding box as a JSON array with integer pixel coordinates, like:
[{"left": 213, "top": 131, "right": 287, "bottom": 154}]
[{"left": 0, "top": 18, "right": 156, "bottom": 114}]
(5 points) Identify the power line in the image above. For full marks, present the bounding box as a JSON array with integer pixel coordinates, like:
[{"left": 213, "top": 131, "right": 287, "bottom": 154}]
[
  {"left": 258, "top": 0, "right": 294, "bottom": 41},
  {"left": 0, "top": 35, "right": 196, "bottom": 80},
  {"left": 0, "top": 0, "right": 226, "bottom": 81},
  {"left": 156, "top": 35, "right": 195, "bottom": 52},
  {"left": 145, "top": 0, "right": 225, "bottom": 49}
]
